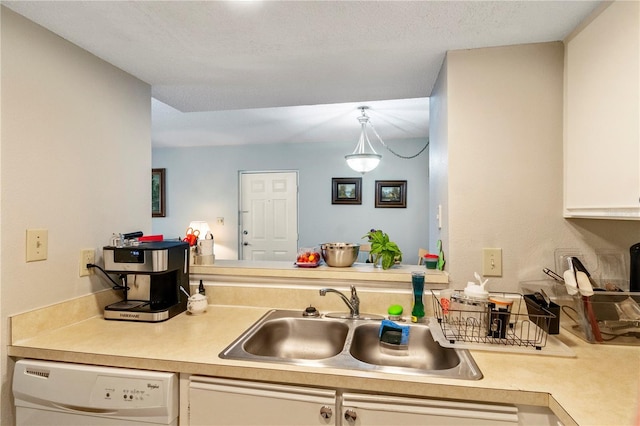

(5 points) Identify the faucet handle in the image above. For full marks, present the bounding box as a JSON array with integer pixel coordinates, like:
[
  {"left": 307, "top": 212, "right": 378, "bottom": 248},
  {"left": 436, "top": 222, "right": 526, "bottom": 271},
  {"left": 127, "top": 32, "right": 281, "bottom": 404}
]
[{"left": 349, "top": 286, "right": 360, "bottom": 317}]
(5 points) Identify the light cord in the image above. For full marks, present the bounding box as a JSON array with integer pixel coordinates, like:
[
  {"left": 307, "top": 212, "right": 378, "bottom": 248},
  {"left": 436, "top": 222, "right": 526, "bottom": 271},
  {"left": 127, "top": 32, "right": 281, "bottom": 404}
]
[{"left": 367, "top": 115, "right": 429, "bottom": 159}]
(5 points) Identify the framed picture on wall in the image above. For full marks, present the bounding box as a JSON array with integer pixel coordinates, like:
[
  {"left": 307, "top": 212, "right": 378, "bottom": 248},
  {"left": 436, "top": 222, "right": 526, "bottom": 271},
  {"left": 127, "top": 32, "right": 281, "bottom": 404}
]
[
  {"left": 332, "top": 177, "right": 362, "bottom": 205},
  {"left": 152, "top": 168, "right": 166, "bottom": 217},
  {"left": 375, "top": 180, "right": 407, "bottom": 208}
]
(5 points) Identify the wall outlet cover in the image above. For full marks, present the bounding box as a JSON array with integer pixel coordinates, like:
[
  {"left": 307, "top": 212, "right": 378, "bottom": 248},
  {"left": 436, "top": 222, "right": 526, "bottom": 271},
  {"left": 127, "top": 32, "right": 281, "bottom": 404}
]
[{"left": 79, "top": 249, "right": 96, "bottom": 277}]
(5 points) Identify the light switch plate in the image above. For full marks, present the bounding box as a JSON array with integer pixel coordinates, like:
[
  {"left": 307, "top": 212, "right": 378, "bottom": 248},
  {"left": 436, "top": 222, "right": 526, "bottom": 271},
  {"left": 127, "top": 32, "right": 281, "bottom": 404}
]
[
  {"left": 482, "top": 248, "right": 502, "bottom": 277},
  {"left": 26, "top": 229, "right": 48, "bottom": 262}
]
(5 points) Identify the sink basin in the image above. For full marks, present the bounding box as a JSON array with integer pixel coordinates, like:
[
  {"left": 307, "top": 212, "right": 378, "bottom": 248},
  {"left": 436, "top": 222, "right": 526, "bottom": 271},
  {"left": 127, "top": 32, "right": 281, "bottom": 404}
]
[
  {"left": 349, "top": 323, "right": 460, "bottom": 370},
  {"left": 243, "top": 317, "right": 349, "bottom": 359},
  {"left": 220, "top": 309, "right": 482, "bottom": 380}
]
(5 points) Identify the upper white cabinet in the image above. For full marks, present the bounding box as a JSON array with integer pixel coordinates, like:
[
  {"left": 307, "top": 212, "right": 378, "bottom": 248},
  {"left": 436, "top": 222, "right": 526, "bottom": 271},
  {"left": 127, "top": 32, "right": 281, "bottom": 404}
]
[{"left": 564, "top": 1, "right": 640, "bottom": 219}]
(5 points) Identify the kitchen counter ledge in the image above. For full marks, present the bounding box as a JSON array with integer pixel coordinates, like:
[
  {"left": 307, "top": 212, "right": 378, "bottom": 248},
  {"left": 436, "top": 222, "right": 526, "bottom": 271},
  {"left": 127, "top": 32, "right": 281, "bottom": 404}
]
[
  {"left": 9, "top": 291, "right": 639, "bottom": 426},
  {"left": 190, "top": 260, "right": 449, "bottom": 287}
]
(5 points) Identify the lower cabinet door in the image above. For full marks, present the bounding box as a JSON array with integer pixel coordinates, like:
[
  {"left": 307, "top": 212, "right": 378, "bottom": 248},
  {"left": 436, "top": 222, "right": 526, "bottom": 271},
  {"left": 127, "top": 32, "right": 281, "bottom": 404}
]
[
  {"left": 188, "top": 376, "right": 336, "bottom": 426},
  {"left": 341, "top": 393, "right": 519, "bottom": 426}
]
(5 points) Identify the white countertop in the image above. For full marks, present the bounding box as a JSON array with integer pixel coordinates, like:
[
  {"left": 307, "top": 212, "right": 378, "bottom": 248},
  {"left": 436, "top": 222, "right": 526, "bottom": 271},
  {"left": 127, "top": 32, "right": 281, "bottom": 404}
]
[{"left": 8, "top": 287, "right": 640, "bottom": 426}]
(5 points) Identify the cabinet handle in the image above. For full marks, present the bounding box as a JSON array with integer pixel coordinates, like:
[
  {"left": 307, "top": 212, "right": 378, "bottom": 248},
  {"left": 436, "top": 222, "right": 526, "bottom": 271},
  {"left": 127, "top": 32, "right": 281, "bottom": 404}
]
[
  {"left": 344, "top": 409, "right": 357, "bottom": 423},
  {"left": 319, "top": 405, "right": 332, "bottom": 419}
]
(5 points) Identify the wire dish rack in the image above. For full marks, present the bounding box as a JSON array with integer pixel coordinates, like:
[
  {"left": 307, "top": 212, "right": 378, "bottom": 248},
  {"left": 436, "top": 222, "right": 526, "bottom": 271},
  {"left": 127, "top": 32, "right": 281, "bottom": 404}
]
[{"left": 431, "top": 291, "right": 556, "bottom": 350}]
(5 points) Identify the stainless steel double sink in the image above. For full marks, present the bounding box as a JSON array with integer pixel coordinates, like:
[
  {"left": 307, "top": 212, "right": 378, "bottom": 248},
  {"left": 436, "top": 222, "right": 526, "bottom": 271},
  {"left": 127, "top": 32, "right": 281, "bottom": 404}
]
[{"left": 219, "top": 309, "right": 482, "bottom": 380}]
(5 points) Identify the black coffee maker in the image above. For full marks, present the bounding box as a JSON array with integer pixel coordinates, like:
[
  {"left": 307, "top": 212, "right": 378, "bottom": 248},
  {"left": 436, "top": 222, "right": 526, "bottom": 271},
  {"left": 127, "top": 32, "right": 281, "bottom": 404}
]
[
  {"left": 102, "top": 241, "right": 190, "bottom": 322},
  {"left": 631, "top": 243, "right": 640, "bottom": 292}
]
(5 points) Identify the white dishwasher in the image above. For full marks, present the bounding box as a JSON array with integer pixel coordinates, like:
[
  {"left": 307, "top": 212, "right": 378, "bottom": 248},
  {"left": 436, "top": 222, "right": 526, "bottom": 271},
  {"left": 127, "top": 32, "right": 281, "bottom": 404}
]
[{"left": 13, "top": 360, "right": 178, "bottom": 426}]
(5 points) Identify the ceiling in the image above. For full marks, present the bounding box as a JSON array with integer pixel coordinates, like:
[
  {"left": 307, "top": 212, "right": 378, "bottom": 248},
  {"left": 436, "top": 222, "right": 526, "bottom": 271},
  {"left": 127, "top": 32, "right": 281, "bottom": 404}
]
[{"left": 4, "top": 1, "right": 601, "bottom": 147}]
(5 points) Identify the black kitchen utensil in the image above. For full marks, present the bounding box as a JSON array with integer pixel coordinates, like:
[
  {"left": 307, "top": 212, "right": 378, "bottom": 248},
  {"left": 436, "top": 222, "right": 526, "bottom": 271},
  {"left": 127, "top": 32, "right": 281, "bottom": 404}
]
[
  {"left": 543, "top": 268, "right": 564, "bottom": 283},
  {"left": 571, "top": 257, "right": 601, "bottom": 290},
  {"left": 631, "top": 243, "right": 640, "bottom": 292},
  {"left": 532, "top": 292, "right": 548, "bottom": 308}
]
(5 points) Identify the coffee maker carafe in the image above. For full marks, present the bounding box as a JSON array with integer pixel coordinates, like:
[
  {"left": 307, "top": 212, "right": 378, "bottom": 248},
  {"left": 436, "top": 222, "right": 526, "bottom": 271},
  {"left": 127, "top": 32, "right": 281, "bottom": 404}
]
[{"left": 102, "top": 241, "right": 190, "bottom": 322}]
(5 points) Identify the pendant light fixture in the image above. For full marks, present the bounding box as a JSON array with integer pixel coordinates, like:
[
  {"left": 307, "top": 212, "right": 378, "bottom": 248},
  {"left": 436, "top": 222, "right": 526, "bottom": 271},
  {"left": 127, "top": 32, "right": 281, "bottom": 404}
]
[
  {"left": 345, "top": 106, "right": 430, "bottom": 174},
  {"left": 345, "top": 107, "right": 382, "bottom": 173}
]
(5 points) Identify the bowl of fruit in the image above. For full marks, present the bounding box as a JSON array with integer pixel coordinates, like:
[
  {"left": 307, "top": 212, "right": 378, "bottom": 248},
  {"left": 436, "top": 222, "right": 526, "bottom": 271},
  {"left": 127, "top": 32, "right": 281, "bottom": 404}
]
[{"left": 296, "top": 248, "right": 322, "bottom": 268}]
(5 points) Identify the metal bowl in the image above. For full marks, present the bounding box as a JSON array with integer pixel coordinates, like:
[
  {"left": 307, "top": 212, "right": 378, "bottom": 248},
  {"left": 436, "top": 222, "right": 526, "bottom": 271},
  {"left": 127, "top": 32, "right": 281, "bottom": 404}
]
[{"left": 320, "top": 243, "right": 360, "bottom": 267}]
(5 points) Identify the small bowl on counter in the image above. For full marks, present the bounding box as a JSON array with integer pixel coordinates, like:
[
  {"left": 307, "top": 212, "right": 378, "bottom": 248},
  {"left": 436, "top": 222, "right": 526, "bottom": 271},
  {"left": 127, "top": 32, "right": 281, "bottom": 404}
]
[
  {"left": 320, "top": 243, "right": 360, "bottom": 267},
  {"left": 295, "top": 248, "right": 322, "bottom": 268}
]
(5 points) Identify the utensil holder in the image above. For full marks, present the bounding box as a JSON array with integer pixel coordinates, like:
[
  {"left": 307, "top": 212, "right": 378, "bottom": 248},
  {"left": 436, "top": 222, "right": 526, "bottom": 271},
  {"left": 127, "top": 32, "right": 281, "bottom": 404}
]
[{"left": 524, "top": 294, "right": 560, "bottom": 334}]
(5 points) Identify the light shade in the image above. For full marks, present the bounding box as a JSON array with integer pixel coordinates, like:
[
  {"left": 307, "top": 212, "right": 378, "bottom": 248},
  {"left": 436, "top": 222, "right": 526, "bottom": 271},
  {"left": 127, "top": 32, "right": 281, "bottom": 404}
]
[
  {"left": 188, "top": 221, "right": 211, "bottom": 238},
  {"left": 345, "top": 153, "right": 381, "bottom": 173},
  {"left": 345, "top": 107, "right": 382, "bottom": 173}
]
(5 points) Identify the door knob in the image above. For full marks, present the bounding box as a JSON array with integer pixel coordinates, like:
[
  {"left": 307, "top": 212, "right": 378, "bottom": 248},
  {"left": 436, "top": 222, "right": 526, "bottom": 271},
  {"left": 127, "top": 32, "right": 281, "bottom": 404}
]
[
  {"left": 344, "top": 409, "right": 357, "bottom": 423},
  {"left": 319, "top": 406, "right": 332, "bottom": 419},
  {"left": 243, "top": 230, "right": 248, "bottom": 235}
]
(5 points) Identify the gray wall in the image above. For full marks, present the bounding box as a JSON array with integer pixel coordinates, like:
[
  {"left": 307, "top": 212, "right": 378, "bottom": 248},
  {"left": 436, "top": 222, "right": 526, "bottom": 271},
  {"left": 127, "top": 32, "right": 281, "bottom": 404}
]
[{"left": 152, "top": 139, "right": 429, "bottom": 263}]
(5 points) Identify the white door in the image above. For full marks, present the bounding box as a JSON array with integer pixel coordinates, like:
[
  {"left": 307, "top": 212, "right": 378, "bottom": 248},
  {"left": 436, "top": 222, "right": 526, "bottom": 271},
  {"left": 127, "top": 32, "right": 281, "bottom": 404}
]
[{"left": 240, "top": 171, "right": 298, "bottom": 261}]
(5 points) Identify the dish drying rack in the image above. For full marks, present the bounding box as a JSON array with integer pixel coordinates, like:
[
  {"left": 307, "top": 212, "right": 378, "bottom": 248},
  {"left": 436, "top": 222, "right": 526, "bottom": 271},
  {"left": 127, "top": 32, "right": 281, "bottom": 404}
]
[{"left": 431, "top": 291, "right": 556, "bottom": 350}]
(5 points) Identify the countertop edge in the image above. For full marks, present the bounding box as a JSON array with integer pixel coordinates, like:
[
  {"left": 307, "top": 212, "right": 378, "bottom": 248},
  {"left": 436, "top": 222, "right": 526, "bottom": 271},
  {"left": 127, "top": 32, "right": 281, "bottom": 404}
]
[
  {"left": 6, "top": 344, "right": 571, "bottom": 424},
  {"left": 190, "top": 260, "right": 449, "bottom": 284}
]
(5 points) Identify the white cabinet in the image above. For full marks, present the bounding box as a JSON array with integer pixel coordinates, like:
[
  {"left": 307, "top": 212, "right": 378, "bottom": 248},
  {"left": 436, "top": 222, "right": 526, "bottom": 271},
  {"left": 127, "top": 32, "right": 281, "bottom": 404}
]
[
  {"left": 188, "top": 376, "right": 336, "bottom": 426},
  {"left": 341, "top": 392, "right": 518, "bottom": 425},
  {"left": 187, "top": 377, "right": 558, "bottom": 426},
  {"left": 564, "top": 1, "right": 640, "bottom": 219}
]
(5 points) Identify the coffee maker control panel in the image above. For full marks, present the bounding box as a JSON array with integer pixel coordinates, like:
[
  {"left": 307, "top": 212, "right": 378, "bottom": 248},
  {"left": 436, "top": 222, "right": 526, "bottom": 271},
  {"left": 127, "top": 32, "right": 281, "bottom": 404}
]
[
  {"left": 103, "top": 241, "right": 187, "bottom": 273},
  {"left": 105, "top": 247, "right": 169, "bottom": 272}
]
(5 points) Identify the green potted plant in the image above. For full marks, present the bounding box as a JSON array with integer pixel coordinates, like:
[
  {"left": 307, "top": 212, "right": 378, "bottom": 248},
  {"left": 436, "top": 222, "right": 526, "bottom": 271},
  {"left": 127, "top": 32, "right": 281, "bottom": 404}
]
[{"left": 363, "top": 229, "right": 402, "bottom": 270}]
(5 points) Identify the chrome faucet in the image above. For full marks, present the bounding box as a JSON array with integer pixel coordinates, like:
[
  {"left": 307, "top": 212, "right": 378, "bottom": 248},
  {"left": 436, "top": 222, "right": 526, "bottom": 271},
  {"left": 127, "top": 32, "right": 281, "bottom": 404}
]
[{"left": 319, "top": 285, "right": 360, "bottom": 318}]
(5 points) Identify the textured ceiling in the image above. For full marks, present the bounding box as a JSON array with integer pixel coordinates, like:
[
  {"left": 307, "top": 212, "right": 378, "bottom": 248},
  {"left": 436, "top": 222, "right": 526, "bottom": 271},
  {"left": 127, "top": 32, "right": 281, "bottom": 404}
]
[{"left": 4, "top": 1, "right": 601, "bottom": 147}]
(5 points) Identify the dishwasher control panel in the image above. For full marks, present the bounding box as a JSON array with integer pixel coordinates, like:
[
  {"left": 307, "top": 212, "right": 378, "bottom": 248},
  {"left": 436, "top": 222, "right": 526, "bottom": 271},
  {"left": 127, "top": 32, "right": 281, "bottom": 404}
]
[{"left": 91, "top": 375, "right": 166, "bottom": 408}]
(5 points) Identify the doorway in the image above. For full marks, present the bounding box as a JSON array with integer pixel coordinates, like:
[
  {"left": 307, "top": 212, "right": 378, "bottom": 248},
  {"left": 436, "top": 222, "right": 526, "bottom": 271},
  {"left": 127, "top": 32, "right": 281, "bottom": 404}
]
[{"left": 239, "top": 171, "right": 299, "bottom": 261}]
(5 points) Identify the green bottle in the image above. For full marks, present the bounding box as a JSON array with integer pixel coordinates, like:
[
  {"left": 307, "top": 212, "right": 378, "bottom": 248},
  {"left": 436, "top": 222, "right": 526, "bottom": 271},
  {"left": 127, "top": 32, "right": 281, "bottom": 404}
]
[{"left": 411, "top": 271, "right": 425, "bottom": 323}]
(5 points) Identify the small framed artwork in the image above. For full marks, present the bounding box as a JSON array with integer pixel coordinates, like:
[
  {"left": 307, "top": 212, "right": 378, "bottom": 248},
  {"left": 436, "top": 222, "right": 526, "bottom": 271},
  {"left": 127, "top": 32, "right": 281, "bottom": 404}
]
[
  {"left": 332, "top": 177, "right": 362, "bottom": 205},
  {"left": 375, "top": 180, "right": 407, "bottom": 208},
  {"left": 152, "top": 168, "right": 166, "bottom": 217}
]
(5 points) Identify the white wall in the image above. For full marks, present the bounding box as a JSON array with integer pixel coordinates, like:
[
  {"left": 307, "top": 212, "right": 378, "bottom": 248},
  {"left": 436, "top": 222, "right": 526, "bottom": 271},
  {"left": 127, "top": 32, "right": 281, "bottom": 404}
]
[
  {"left": 429, "top": 41, "right": 640, "bottom": 292},
  {"left": 1, "top": 7, "right": 151, "bottom": 424},
  {"left": 152, "top": 139, "right": 430, "bottom": 263},
  {"left": 428, "top": 58, "right": 449, "bottom": 269}
]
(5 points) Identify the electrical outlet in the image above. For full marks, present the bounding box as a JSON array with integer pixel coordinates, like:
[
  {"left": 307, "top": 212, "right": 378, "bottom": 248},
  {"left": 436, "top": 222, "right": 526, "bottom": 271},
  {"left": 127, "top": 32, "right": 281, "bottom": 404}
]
[
  {"left": 79, "top": 249, "right": 96, "bottom": 277},
  {"left": 482, "top": 248, "right": 502, "bottom": 277},
  {"left": 26, "top": 229, "right": 48, "bottom": 262}
]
